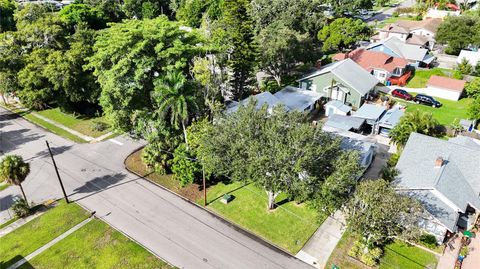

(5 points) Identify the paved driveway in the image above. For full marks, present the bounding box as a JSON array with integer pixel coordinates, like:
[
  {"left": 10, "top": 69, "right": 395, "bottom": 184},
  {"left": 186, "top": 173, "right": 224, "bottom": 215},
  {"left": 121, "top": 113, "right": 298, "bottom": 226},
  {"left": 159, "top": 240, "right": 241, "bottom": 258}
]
[{"left": 0, "top": 107, "right": 312, "bottom": 269}]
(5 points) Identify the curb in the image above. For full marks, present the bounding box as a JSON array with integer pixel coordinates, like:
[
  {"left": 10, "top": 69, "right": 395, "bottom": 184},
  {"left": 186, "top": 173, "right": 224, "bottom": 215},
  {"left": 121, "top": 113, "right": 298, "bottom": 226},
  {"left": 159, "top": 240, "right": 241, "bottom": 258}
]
[
  {"left": 74, "top": 201, "right": 177, "bottom": 269},
  {"left": 123, "top": 147, "right": 309, "bottom": 263}
]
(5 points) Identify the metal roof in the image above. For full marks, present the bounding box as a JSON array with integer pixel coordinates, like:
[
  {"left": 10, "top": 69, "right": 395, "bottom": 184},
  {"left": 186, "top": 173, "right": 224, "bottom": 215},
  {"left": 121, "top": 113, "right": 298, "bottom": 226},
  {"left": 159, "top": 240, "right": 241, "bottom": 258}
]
[
  {"left": 226, "top": 92, "right": 285, "bottom": 114},
  {"left": 274, "top": 86, "right": 322, "bottom": 111},
  {"left": 325, "top": 100, "right": 352, "bottom": 114},
  {"left": 324, "top": 114, "right": 365, "bottom": 131},
  {"left": 299, "top": 59, "right": 379, "bottom": 96},
  {"left": 353, "top": 104, "right": 387, "bottom": 121},
  {"left": 378, "top": 106, "right": 404, "bottom": 129}
]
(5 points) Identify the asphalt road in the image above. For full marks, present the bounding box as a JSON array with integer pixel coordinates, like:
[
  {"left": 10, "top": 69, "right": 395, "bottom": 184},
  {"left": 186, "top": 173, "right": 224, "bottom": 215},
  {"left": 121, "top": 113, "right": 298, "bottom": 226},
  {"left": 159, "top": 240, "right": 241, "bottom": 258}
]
[
  {"left": 367, "top": 0, "right": 416, "bottom": 23},
  {"left": 0, "top": 107, "right": 313, "bottom": 269}
]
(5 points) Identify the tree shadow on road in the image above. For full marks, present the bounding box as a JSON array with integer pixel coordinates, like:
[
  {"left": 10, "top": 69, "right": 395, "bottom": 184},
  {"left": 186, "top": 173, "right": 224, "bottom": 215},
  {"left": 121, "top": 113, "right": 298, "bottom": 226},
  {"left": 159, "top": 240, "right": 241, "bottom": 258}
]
[
  {"left": 71, "top": 173, "right": 142, "bottom": 202},
  {"left": 30, "top": 145, "right": 73, "bottom": 161},
  {"left": 0, "top": 129, "right": 44, "bottom": 154}
]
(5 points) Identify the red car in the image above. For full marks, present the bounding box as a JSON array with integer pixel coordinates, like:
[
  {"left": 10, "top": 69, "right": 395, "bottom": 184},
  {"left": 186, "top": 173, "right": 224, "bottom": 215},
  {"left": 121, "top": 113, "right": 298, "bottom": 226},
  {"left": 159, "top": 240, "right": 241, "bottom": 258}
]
[{"left": 391, "top": 89, "right": 413, "bottom": 101}]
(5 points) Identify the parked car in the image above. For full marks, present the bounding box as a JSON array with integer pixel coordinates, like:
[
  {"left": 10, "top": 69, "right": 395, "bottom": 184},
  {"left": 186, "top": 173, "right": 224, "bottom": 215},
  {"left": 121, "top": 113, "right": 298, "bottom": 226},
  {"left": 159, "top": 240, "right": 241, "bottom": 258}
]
[
  {"left": 391, "top": 89, "right": 413, "bottom": 100},
  {"left": 414, "top": 94, "right": 442, "bottom": 107}
]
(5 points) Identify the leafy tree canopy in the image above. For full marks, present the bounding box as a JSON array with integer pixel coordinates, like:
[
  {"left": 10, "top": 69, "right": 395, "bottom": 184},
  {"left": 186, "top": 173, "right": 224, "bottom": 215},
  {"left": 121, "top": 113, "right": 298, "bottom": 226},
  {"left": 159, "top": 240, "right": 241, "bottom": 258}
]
[
  {"left": 436, "top": 15, "right": 480, "bottom": 55},
  {"left": 0, "top": 0, "right": 16, "bottom": 32},
  {"left": 326, "top": 0, "right": 374, "bottom": 16},
  {"left": 344, "top": 179, "right": 422, "bottom": 247},
  {"left": 58, "top": 3, "right": 106, "bottom": 30},
  {"left": 87, "top": 16, "right": 205, "bottom": 132},
  {"left": 389, "top": 110, "right": 439, "bottom": 147},
  {"left": 197, "top": 101, "right": 351, "bottom": 210},
  {"left": 465, "top": 77, "right": 480, "bottom": 98},
  {"left": 318, "top": 18, "right": 372, "bottom": 52}
]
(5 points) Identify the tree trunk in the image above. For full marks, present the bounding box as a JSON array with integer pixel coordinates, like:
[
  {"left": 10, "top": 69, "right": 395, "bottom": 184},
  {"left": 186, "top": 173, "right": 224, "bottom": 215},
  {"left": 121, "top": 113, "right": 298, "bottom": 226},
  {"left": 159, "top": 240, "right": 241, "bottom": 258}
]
[
  {"left": 1, "top": 93, "right": 7, "bottom": 105},
  {"left": 19, "top": 183, "right": 29, "bottom": 207},
  {"left": 182, "top": 120, "right": 189, "bottom": 151},
  {"left": 273, "top": 75, "right": 282, "bottom": 87},
  {"left": 266, "top": 190, "right": 279, "bottom": 210}
]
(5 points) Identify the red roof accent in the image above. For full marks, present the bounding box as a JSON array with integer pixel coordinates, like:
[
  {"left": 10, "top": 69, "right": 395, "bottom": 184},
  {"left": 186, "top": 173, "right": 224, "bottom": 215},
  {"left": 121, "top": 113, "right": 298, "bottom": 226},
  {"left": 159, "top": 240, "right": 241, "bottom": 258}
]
[
  {"left": 336, "top": 48, "right": 408, "bottom": 73},
  {"left": 427, "top": 75, "right": 466, "bottom": 92},
  {"left": 332, "top": 53, "right": 348, "bottom": 61}
]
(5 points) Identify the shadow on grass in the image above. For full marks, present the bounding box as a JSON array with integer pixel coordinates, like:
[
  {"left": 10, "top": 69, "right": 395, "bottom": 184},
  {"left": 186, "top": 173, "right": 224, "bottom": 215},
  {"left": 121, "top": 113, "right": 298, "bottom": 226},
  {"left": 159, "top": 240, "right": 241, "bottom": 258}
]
[
  {"left": 383, "top": 244, "right": 432, "bottom": 268},
  {"left": 1, "top": 255, "right": 34, "bottom": 269}
]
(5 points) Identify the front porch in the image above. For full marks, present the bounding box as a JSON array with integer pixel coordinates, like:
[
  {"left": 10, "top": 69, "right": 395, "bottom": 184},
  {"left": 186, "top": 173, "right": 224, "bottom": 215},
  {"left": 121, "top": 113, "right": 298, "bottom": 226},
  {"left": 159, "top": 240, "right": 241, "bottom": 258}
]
[{"left": 388, "top": 70, "right": 412, "bottom": 86}]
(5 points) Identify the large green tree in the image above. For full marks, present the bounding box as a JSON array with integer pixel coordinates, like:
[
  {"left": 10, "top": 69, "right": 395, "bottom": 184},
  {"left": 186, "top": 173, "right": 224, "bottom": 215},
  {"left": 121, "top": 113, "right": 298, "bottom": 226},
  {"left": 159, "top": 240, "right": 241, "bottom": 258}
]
[
  {"left": 327, "top": 0, "right": 374, "bottom": 16},
  {"left": 198, "top": 102, "right": 349, "bottom": 210},
  {"left": 0, "top": 0, "right": 16, "bottom": 32},
  {"left": 87, "top": 17, "right": 204, "bottom": 132},
  {"left": 123, "top": 0, "right": 172, "bottom": 19},
  {"left": 256, "top": 21, "right": 310, "bottom": 87},
  {"left": 58, "top": 3, "right": 106, "bottom": 30},
  {"left": 436, "top": 15, "right": 479, "bottom": 55},
  {"left": 344, "top": 179, "right": 422, "bottom": 247},
  {"left": 0, "top": 32, "right": 23, "bottom": 104},
  {"left": 318, "top": 18, "right": 372, "bottom": 52},
  {"left": 389, "top": 110, "right": 439, "bottom": 147},
  {"left": 468, "top": 96, "right": 480, "bottom": 120},
  {"left": 0, "top": 155, "right": 30, "bottom": 205},
  {"left": 250, "top": 0, "right": 327, "bottom": 35},
  {"left": 465, "top": 77, "right": 480, "bottom": 98},
  {"left": 174, "top": 0, "right": 221, "bottom": 27}
]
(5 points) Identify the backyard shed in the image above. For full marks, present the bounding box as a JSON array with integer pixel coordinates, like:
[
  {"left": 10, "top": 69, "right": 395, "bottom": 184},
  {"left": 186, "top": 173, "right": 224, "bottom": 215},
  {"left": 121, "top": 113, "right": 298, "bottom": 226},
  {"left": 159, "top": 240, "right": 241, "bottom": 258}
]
[
  {"left": 324, "top": 100, "right": 352, "bottom": 116},
  {"left": 324, "top": 114, "right": 366, "bottom": 132},
  {"left": 426, "top": 75, "right": 466, "bottom": 101}
]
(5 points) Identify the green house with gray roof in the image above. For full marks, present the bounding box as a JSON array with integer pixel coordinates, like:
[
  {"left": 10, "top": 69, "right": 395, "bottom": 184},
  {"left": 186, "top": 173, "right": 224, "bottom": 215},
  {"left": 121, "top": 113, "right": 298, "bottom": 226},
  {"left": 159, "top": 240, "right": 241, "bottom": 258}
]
[{"left": 298, "top": 58, "right": 379, "bottom": 110}]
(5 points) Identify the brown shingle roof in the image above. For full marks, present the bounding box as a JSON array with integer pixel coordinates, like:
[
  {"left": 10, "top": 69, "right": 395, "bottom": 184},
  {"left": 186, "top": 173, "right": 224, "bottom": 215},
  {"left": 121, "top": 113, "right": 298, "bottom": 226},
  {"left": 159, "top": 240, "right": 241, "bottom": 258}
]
[
  {"left": 380, "top": 18, "right": 442, "bottom": 35},
  {"left": 334, "top": 48, "right": 408, "bottom": 73},
  {"left": 427, "top": 75, "right": 466, "bottom": 92}
]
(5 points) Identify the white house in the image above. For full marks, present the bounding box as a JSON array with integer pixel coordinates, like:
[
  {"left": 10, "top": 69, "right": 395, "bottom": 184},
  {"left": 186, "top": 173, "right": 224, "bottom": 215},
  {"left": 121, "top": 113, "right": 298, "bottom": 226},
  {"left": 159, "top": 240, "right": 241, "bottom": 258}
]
[
  {"left": 426, "top": 75, "right": 466, "bottom": 101},
  {"left": 456, "top": 50, "right": 480, "bottom": 67}
]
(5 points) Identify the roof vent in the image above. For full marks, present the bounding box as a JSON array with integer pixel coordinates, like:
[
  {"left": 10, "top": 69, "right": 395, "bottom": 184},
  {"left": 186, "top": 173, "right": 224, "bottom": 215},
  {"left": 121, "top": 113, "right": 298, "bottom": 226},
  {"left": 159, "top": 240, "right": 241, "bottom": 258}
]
[{"left": 434, "top": 157, "right": 444, "bottom": 168}]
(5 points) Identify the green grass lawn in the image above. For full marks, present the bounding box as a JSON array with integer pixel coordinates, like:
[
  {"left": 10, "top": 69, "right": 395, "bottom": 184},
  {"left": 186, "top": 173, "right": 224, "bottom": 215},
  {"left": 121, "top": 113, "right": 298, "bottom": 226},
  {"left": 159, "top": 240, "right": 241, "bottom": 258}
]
[
  {"left": 406, "top": 68, "right": 459, "bottom": 88},
  {"left": 21, "top": 219, "right": 174, "bottom": 269},
  {"left": 379, "top": 241, "right": 439, "bottom": 269},
  {"left": 201, "top": 181, "right": 323, "bottom": 254},
  {"left": 36, "top": 108, "right": 111, "bottom": 138},
  {"left": 394, "top": 96, "right": 473, "bottom": 125},
  {"left": 327, "top": 234, "right": 439, "bottom": 269},
  {"left": 377, "top": 16, "right": 417, "bottom": 28},
  {"left": 0, "top": 182, "right": 10, "bottom": 192},
  {"left": 0, "top": 105, "right": 87, "bottom": 143},
  {"left": 0, "top": 217, "right": 18, "bottom": 229},
  {"left": 0, "top": 202, "right": 90, "bottom": 268}
]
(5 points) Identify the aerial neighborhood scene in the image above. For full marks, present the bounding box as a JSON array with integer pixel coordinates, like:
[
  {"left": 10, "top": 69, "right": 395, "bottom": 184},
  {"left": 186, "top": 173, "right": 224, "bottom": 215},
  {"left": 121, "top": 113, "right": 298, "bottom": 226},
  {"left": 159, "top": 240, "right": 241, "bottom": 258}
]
[{"left": 2, "top": 0, "right": 480, "bottom": 268}]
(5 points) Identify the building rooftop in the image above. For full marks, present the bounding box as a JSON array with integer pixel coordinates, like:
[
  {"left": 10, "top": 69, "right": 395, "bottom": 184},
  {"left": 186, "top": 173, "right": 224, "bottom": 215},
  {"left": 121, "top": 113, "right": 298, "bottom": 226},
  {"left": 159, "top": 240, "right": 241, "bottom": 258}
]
[
  {"left": 324, "top": 114, "right": 366, "bottom": 131},
  {"left": 427, "top": 75, "right": 466, "bottom": 92},
  {"left": 333, "top": 48, "right": 409, "bottom": 73},
  {"left": 325, "top": 100, "right": 352, "bottom": 114},
  {"left": 274, "top": 86, "right": 322, "bottom": 112},
  {"left": 395, "top": 133, "right": 480, "bottom": 231},
  {"left": 299, "top": 59, "right": 379, "bottom": 96},
  {"left": 457, "top": 50, "right": 480, "bottom": 67},
  {"left": 368, "top": 36, "right": 428, "bottom": 62},
  {"left": 353, "top": 104, "right": 387, "bottom": 121}
]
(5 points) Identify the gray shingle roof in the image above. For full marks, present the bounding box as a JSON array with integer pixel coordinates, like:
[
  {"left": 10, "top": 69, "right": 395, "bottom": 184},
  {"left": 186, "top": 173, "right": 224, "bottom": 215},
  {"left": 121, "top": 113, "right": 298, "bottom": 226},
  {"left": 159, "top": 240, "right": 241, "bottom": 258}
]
[
  {"left": 324, "top": 114, "right": 366, "bottom": 131},
  {"left": 402, "top": 190, "right": 459, "bottom": 232},
  {"left": 274, "top": 86, "right": 322, "bottom": 111},
  {"left": 353, "top": 104, "right": 387, "bottom": 121},
  {"left": 226, "top": 92, "right": 285, "bottom": 114},
  {"left": 368, "top": 36, "right": 428, "bottom": 62},
  {"left": 299, "top": 59, "right": 379, "bottom": 96},
  {"left": 395, "top": 133, "right": 480, "bottom": 230},
  {"left": 325, "top": 100, "right": 352, "bottom": 113},
  {"left": 378, "top": 106, "right": 404, "bottom": 129}
]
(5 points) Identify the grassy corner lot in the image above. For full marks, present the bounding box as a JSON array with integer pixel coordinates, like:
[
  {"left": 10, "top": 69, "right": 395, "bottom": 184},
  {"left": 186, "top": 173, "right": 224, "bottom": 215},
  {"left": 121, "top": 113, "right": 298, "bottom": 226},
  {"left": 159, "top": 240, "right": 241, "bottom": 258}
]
[
  {"left": 326, "top": 232, "right": 439, "bottom": 269},
  {"left": 395, "top": 96, "right": 473, "bottom": 125},
  {"left": 36, "top": 108, "right": 111, "bottom": 138},
  {"left": 201, "top": 182, "right": 323, "bottom": 254},
  {"left": 125, "top": 149, "right": 322, "bottom": 255},
  {"left": 0, "top": 201, "right": 90, "bottom": 268},
  {"left": 21, "top": 219, "right": 174, "bottom": 269},
  {"left": 406, "top": 68, "right": 459, "bottom": 88}
]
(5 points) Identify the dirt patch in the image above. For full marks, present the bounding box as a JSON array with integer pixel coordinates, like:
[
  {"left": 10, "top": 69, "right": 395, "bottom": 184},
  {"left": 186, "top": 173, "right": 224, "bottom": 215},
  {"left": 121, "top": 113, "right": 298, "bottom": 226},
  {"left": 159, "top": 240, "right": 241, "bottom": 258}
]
[{"left": 125, "top": 149, "right": 203, "bottom": 202}]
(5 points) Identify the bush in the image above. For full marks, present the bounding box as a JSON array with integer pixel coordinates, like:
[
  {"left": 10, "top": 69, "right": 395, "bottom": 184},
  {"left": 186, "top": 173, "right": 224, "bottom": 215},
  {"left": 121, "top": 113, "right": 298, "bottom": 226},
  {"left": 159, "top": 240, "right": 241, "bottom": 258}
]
[
  {"left": 11, "top": 197, "right": 30, "bottom": 217},
  {"left": 392, "top": 11, "right": 399, "bottom": 17},
  {"left": 91, "top": 120, "right": 110, "bottom": 132},
  {"left": 359, "top": 247, "right": 383, "bottom": 266},
  {"left": 170, "top": 143, "right": 201, "bottom": 186},
  {"left": 419, "top": 234, "right": 438, "bottom": 249},
  {"left": 348, "top": 240, "right": 363, "bottom": 257}
]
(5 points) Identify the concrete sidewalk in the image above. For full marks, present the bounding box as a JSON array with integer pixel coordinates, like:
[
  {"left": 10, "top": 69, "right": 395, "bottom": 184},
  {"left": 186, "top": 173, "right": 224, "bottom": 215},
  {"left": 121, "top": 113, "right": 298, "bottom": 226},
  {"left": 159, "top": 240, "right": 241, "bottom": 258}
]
[
  {"left": 7, "top": 217, "right": 93, "bottom": 269},
  {"left": 296, "top": 211, "right": 346, "bottom": 268}
]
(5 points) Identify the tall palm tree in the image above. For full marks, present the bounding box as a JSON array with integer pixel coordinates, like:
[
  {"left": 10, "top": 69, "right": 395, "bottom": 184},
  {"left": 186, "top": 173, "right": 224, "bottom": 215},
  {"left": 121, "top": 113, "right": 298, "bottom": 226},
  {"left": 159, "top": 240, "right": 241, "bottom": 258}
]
[
  {"left": 152, "top": 71, "right": 199, "bottom": 149},
  {"left": 0, "top": 155, "right": 30, "bottom": 205}
]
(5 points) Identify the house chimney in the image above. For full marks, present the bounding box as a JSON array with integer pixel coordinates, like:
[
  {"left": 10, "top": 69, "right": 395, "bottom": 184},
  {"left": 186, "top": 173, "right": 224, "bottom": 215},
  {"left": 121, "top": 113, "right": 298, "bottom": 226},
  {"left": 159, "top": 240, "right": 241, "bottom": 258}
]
[{"left": 434, "top": 157, "right": 444, "bottom": 168}]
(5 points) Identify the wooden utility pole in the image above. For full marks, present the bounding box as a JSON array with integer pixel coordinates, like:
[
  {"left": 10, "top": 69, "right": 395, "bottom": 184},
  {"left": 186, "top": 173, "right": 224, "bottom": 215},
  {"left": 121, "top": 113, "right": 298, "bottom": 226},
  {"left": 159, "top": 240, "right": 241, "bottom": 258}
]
[{"left": 46, "top": 141, "right": 69, "bottom": 203}]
